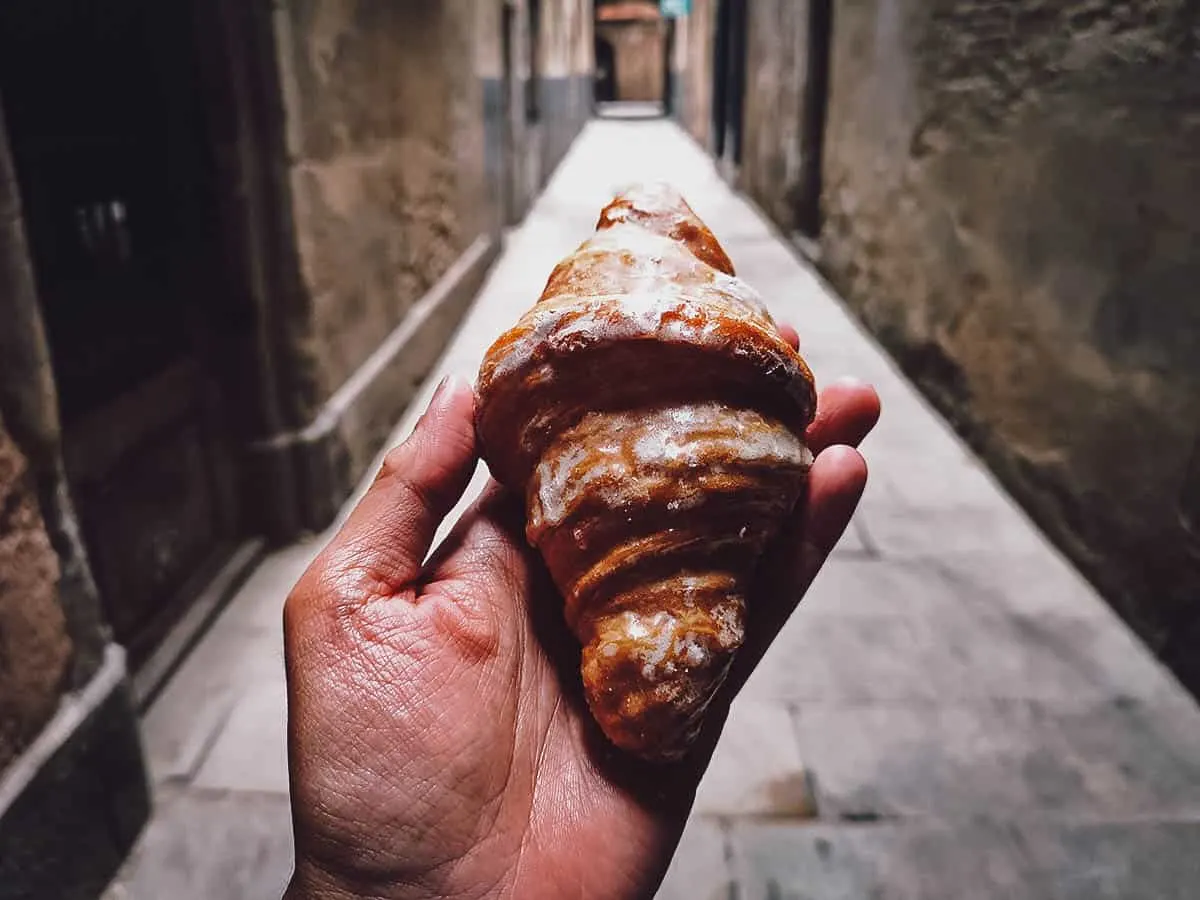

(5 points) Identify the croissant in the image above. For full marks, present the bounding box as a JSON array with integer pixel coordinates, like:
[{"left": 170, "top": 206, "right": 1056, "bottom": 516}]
[{"left": 475, "top": 183, "right": 817, "bottom": 761}]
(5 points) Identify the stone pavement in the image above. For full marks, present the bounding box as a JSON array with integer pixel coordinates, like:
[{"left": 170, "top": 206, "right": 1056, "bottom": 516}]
[{"left": 103, "top": 119, "right": 1200, "bottom": 900}]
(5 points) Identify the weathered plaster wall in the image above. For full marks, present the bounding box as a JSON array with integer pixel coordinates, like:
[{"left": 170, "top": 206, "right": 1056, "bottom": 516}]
[
  {"left": 0, "top": 414, "right": 71, "bottom": 772},
  {"left": 537, "top": 0, "right": 594, "bottom": 177},
  {"left": 273, "top": 0, "right": 487, "bottom": 409},
  {"left": 597, "top": 20, "right": 667, "bottom": 102},
  {"left": 476, "top": 1, "right": 511, "bottom": 231},
  {"left": 672, "top": 1, "right": 716, "bottom": 148},
  {"left": 479, "top": 0, "right": 593, "bottom": 227},
  {"left": 821, "top": 1, "right": 1200, "bottom": 692},
  {"left": 740, "top": 0, "right": 811, "bottom": 232}
]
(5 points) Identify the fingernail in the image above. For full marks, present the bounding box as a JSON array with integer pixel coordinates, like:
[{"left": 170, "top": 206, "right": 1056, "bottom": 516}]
[{"left": 429, "top": 374, "right": 460, "bottom": 410}]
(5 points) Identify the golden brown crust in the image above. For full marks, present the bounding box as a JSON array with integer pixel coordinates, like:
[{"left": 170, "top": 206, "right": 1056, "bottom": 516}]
[
  {"left": 475, "top": 183, "right": 817, "bottom": 760},
  {"left": 593, "top": 182, "right": 736, "bottom": 276}
]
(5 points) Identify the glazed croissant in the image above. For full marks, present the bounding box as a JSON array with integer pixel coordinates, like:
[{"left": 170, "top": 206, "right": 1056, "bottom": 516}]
[{"left": 475, "top": 183, "right": 817, "bottom": 760}]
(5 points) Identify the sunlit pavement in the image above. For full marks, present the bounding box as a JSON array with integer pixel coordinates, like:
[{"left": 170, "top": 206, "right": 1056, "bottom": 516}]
[{"left": 104, "top": 118, "right": 1200, "bottom": 900}]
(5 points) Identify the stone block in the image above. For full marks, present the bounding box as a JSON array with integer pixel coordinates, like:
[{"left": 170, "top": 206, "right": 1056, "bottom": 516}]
[
  {"left": 790, "top": 700, "right": 1200, "bottom": 821},
  {"left": 790, "top": 557, "right": 967, "bottom": 620},
  {"left": 102, "top": 789, "right": 293, "bottom": 900},
  {"left": 748, "top": 587, "right": 1184, "bottom": 707},
  {"left": 142, "top": 684, "right": 237, "bottom": 785},
  {"left": 192, "top": 676, "right": 289, "bottom": 796},
  {"left": 728, "top": 820, "right": 1040, "bottom": 900},
  {"left": 655, "top": 817, "right": 734, "bottom": 900},
  {"left": 1014, "top": 818, "right": 1200, "bottom": 900},
  {"left": 869, "top": 446, "right": 1016, "bottom": 513},
  {"left": 858, "top": 496, "right": 1048, "bottom": 559},
  {"left": 694, "top": 701, "right": 815, "bottom": 818},
  {"left": 140, "top": 577, "right": 288, "bottom": 786},
  {"left": 929, "top": 546, "right": 1106, "bottom": 621}
]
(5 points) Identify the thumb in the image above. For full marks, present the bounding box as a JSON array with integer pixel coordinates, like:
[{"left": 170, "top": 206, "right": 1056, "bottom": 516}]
[{"left": 295, "top": 375, "right": 479, "bottom": 615}]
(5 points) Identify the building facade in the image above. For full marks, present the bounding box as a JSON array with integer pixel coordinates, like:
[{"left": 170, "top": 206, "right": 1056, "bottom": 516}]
[
  {"left": 0, "top": 2, "right": 592, "bottom": 897},
  {"left": 595, "top": 1, "right": 670, "bottom": 104},
  {"left": 480, "top": 0, "right": 596, "bottom": 226},
  {"left": 672, "top": 0, "right": 1200, "bottom": 696}
]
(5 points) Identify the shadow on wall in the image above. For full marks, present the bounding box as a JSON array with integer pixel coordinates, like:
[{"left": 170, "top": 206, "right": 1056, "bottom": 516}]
[{"left": 595, "top": 35, "right": 616, "bottom": 102}]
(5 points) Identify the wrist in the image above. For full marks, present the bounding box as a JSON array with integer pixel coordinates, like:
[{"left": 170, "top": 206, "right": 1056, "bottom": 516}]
[
  {"left": 286, "top": 854, "right": 474, "bottom": 900},
  {"left": 284, "top": 860, "right": 376, "bottom": 900}
]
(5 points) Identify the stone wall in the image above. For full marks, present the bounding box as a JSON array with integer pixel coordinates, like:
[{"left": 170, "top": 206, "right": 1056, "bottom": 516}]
[
  {"left": 596, "top": 19, "right": 667, "bottom": 102},
  {"left": 272, "top": 0, "right": 486, "bottom": 411},
  {"left": 477, "top": 1, "right": 592, "bottom": 229},
  {"left": 536, "top": 0, "right": 595, "bottom": 180},
  {"left": 819, "top": 1, "right": 1200, "bottom": 692},
  {"left": 0, "top": 414, "right": 71, "bottom": 772},
  {"left": 476, "top": 1, "right": 518, "bottom": 228},
  {"left": 672, "top": 0, "right": 716, "bottom": 148},
  {"left": 739, "top": 0, "right": 813, "bottom": 233}
]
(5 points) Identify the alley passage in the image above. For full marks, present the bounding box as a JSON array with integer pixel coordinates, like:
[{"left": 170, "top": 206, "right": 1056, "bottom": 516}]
[{"left": 107, "top": 118, "right": 1200, "bottom": 900}]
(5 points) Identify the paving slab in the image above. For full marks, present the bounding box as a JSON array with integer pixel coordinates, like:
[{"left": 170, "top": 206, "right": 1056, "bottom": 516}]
[
  {"left": 103, "top": 789, "right": 293, "bottom": 900},
  {"left": 192, "top": 675, "right": 290, "bottom": 795},
  {"left": 728, "top": 820, "right": 1043, "bottom": 900},
  {"left": 694, "top": 701, "right": 815, "bottom": 818},
  {"left": 791, "top": 699, "right": 1200, "bottom": 821},
  {"left": 1014, "top": 817, "right": 1200, "bottom": 900},
  {"left": 750, "top": 600, "right": 1180, "bottom": 708},
  {"left": 654, "top": 817, "right": 733, "bottom": 900}
]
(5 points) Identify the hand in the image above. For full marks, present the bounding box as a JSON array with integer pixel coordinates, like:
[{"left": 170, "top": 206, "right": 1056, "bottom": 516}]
[{"left": 283, "top": 325, "right": 880, "bottom": 900}]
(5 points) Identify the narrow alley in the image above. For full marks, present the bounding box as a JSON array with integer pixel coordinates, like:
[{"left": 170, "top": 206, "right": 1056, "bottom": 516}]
[{"left": 102, "top": 117, "right": 1200, "bottom": 900}]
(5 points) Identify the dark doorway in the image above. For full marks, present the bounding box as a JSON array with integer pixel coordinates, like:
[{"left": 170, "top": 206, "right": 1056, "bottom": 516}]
[
  {"left": 526, "top": 0, "right": 543, "bottom": 124},
  {"left": 0, "top": 0, "right": 248, "bottom": 667},
  {"left": 595, "top": 36, "right": 617, "bottom": 103},
  {"left": 712, "top": 0, "right": 749, "bottom": 167},
  {"left": 662, "top": 19, "right": 676, "bottom": 116},
  {"left": 796, "top": 0, "right": 834, "bottom": 236},
  {"left": 1182, "top": 432, "right": 1200, "bottom": 551},
  {"left": 501, "top": 2, "right": 518, "bottom": 224}
]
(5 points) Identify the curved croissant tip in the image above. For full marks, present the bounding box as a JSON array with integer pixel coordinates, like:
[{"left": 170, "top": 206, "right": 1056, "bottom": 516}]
[
  {"left": 584, "top": 661, "right": 726, "bottom": 764},
  {"left": 609, "top": 180, "right": 688, "bottom": 207}
]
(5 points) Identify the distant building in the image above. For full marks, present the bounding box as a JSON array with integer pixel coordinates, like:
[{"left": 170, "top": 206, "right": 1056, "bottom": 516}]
[
  {"left": 595, "top": 0, "right": 669, "bottom": 104},
  {"left": 0, "top": 2, "right": 592, "bottom": 896}
]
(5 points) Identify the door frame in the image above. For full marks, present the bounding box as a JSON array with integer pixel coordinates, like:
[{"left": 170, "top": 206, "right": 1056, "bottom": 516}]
[
  {"left": 796, "top": 0, "right": 834, "bottom": 237},
  {"left": 712, "top": 0, "right": 748, "bottom": 171}
]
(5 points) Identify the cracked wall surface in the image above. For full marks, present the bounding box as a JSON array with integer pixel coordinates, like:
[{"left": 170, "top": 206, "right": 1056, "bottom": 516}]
[
  {"left": 273, "top": 0, "right": 487, "bottom": 412},
  {"left": 0, "top": 413, "right": 71, "bottom": 771},
  {"left": 739, "top": 0, "right": 815, "bottom": 233},
  {"left": 820, "top": 0, "right": 1200, "bottom": 691}
]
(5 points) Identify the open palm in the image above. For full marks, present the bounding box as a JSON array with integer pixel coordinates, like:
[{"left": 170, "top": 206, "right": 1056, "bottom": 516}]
[{"left": 284, "top": 331, "right": 879, "bottom": 900}]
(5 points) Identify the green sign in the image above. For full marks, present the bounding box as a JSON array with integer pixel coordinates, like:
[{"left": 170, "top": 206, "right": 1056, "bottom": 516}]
[{"left": 660, "top": 0, "right": 692, "bottom": 17}]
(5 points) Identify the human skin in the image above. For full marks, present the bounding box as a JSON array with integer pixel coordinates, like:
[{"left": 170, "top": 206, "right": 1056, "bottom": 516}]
[{"left": 283, "top": 324, "right": 880, "bottom": 900}]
